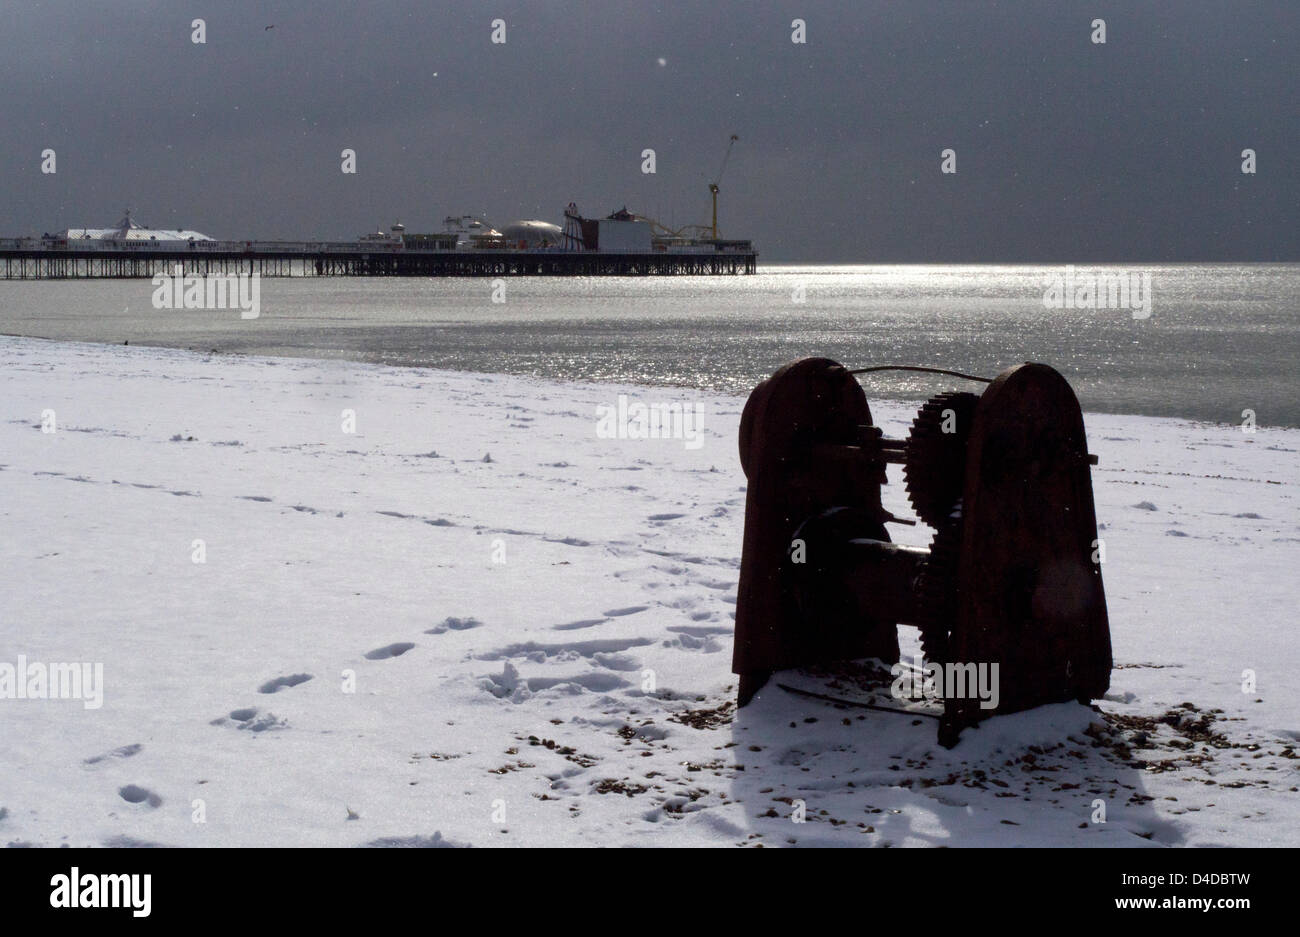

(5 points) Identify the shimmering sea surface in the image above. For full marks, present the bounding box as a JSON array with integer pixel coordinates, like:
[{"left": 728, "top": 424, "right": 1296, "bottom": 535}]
[{"left": 2, "top": 264, "right": 1296, "bottom": 426}]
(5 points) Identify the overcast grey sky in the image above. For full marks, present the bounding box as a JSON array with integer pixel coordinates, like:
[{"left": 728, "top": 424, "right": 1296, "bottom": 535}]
[{"left": 1, "top": 1, "right": 1295, "bottom": 261}]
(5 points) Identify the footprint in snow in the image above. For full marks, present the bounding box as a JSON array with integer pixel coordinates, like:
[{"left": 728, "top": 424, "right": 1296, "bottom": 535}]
[
  {"left": 426, "top": 617, "right": 482, "bottom": 634},
  {"left": 212, "top": 708, "right": 286, "bottom": 732},
  {"left": 118, "top": 785, "right": 162, "bottom": 808},
  {"left": 365, "top": 832, "right": 468, "bottom": 848},
  {"left": 590, "top": 651, "right": 644, "bottom": 671},
  {"left": 478, "top": 637, "right": 652, "bottom": 662},
  {"left": 102, "top": 834, "right": 167, "bottom": 848},
  {"left": 483, "top": 663, "right": 629, "bottom": 699},
  {"left": 365, "top": 642, "right": 415, "bottom": 660},
  {"left": 258, "top": 673, "right": 313, "bottom": 694},
  {"left": 84, "top": 743, "right": 143, "bottom": 765},
  {"left": 551, "top": 618, "right": 608, "bottom": 631},
  {"left": 602, "top": 606, "right": 648, "bottom": 617},
  {"left": 663, "top": 633, "right": 725, "bottom": 653}
]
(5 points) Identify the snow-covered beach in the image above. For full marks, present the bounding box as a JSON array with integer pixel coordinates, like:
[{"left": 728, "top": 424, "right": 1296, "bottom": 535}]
[{"left": 2, "top": 335, "right": 1297, "bottom": 847}]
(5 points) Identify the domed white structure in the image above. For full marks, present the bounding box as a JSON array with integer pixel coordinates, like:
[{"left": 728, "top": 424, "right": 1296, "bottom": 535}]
[
  {"left": 59, "top": 210, "right": 212, "bottom": 242},
  {"left": 500, "top": 220, "right": 563, "bottom": 249}
]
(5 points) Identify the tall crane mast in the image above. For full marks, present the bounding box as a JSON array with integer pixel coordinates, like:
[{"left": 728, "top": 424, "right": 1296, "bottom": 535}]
[{"left": 709, "top": 134, "right": 739, "bottom": 240}]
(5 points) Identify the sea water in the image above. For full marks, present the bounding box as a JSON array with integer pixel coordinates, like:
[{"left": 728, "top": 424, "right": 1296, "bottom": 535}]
[{"left": 2, "top": 263, "right": 1296, "bottom": 426}]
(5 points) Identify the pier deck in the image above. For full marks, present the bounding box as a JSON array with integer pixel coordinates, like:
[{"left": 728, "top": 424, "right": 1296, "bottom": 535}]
[{"left": 0, "top": 242, "right": 757, "bottom": 279}]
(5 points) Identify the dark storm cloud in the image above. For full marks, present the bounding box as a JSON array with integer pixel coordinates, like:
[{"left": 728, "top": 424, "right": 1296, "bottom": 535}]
[{"left": 1, "top": 0, "right": 1295, "bottom": 260}]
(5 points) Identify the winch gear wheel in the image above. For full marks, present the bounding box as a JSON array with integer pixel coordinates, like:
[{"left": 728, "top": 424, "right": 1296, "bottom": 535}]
[
  {"left": 914, "top": 508, "right": 963, "bottom": 666},
  {"left": 903, "top": 391, "right": 979, "bottom": 527}
]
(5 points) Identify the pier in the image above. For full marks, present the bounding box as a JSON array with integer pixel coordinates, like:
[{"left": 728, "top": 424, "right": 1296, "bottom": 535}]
[{"left": 0, "top": 240, "right": 757, "bottom": 280}]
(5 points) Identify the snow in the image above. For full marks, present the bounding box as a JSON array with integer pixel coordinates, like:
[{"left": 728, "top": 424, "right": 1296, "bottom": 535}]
[{"left": 1, "top": 335, "right": 1296, "bottom": 848}]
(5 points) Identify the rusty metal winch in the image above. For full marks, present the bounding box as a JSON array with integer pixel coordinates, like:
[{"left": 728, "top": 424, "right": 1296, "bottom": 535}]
[{"left": 733, "top": 358, "right": 1112, "bottom": 747}]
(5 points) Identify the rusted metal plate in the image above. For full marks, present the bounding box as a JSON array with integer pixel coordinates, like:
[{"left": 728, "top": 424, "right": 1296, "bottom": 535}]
[
  {"left": 733, "top": 358, "right": 898, "bottom": 693},
  {"left": 944, "top": 363, "right": 1111, "bottom": 739}
]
